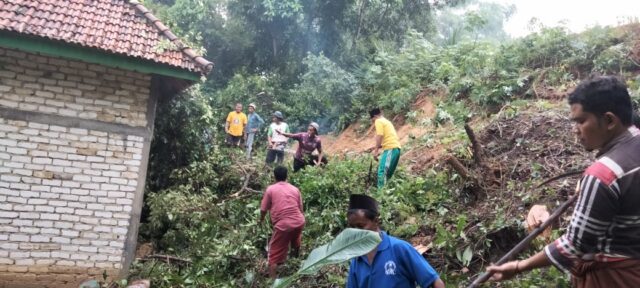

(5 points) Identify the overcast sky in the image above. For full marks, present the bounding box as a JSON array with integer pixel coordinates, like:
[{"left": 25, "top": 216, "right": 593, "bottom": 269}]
[{"left": 494, "top": 0, "right": 640, "bottom": 37}]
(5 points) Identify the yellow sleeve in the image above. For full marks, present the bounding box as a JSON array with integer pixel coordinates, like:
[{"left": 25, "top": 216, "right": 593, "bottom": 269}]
[
  {"left": 374, "top": 120, "right": 384, "bottom": 136},
  {"left": 226, "top": 112, "right": 233, "bottom": 123}
]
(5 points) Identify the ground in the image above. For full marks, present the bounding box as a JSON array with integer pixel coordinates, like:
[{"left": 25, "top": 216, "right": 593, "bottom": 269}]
[
  {"left": 322, "top": 93, "right": 446, "bottom": 172},
  {"left": 322, "top": 92, "right": 594, "bottom": 276}
]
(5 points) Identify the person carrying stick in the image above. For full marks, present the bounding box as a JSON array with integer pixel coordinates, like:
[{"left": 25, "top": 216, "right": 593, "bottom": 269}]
[
  {"left": 369, "top": 108, "right": 401, "bottom": 188},
  {"left": 487, "top": 76, "right": 640, "bottom": 287}
]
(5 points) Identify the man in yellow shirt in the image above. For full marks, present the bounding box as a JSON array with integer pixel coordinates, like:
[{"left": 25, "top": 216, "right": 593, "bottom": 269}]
[
  {"left": 225, "top": 103, "right": 248, "bottom": 147},
  {"left": 370, "top": 108, "right": 401, "bottom": 188}
]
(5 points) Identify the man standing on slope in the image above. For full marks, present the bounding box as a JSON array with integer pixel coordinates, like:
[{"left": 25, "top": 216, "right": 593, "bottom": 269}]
[
  {"left": 487, "top": 76, "right": 640, "bottom": 287},
  {"left": 259, "top": 166, "right": 305, "bottom": 279},
  {"left": 245, "top": 103, "right": 265, "bottom": 159},
  {"left": 266, "top": 111, "right": 289, "bottom": 165},
  {"left": 225, "top": 103, "right": 247, "bottom": 147},
  {"left": 277, "top": 122, "right": 325, "bottom": 172},
  {"left": 370, "top": 108, "right": 401, "bottom": 188}
]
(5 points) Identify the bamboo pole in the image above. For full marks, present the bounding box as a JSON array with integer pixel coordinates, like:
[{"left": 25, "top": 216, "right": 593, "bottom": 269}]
[{"left": 467, "top": 194, "right": 578, "bottom": 288}]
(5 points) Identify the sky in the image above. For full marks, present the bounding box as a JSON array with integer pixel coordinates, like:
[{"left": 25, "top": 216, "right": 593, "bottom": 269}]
[{"left": 494, "top": 0, "right": 640, "bottom": 37}]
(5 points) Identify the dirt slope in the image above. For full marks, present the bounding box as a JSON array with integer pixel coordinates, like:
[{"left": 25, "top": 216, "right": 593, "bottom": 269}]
[{"left": 323, "top": 95, "right": 437, "bottom": 155}]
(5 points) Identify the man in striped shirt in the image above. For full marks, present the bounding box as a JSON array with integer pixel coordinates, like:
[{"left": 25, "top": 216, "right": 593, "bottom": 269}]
[{"left": 487, "top": 76, "right": 640, "bottom": 287}]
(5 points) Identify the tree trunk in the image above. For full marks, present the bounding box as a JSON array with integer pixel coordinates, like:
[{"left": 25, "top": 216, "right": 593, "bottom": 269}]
[
  {"left": 272, "top": 37, "right": 277, "bottom": 58},
  {"left": 352, "top": 0, "right": 367, "bottom": 49}
]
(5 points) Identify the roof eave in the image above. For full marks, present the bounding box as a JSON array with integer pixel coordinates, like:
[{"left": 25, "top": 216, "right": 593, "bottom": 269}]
[
  {"left": 130, "top": 0, "right": 214, "bottom": 75},
  {"left": 0, "top": 31, "right": 203, "bottom": 82}
]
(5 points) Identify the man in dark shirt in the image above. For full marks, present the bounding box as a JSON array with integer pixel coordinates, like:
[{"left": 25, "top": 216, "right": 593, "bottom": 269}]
[
  {"left": 488, "top": 76, "right": 640, "bottom": 287},
  {"left": 278, "top": 122, "right": 326, "bottom": 172}
]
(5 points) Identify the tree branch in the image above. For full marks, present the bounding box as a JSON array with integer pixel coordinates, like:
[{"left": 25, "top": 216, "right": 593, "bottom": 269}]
[
  {"left": 446, "top": 155, "right": 473, "bottom": 180},
  {"left": 141, "top": 254, "right": 192, "bottom": 265},
  {"left": 464, "top": 123, "right": 484, "bottom": 166}
]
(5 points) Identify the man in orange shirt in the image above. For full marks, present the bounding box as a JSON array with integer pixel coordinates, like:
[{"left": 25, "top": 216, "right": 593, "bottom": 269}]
[{"left": 225, "top": 103, "right": 247, "bottom": 147}]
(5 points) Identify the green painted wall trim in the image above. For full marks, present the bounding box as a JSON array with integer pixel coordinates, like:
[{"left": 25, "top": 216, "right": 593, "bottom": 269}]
[{"left": 0, "top": 31, "right": 201, "bottom": 81}]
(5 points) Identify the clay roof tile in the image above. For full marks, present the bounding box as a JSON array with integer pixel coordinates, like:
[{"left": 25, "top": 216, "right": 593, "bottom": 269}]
[{"left": 0, "top": 0, "right": 212, "bottom": 75}]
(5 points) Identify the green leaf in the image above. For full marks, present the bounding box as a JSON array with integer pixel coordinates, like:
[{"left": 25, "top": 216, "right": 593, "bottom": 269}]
[
  {"left": 462, "top": 246, "right": 473, "bottom": 266},
  {"left": 272, "top": 228, "right": 381, "bottom": 288},
  {"left": 299, "top": 228, "right": 381, "bottom": 275}
]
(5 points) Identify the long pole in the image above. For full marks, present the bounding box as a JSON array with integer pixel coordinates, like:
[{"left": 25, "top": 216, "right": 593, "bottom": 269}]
[
  {"left": 365, "top": 159, "right": 374, "bottom": 193},
  {"left": 467, "top": 194, "right": 578, "bottom": 288}
]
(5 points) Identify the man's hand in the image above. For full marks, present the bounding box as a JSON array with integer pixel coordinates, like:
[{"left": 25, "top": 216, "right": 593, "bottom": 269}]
[
  {"left": 252, "top": 128, "right": 258, "bottom": 133},
  {"left": 373, "top": 149, "right": 380, "bottom": 161},
  {"left": 526, "top": 205, "right": 549, "bottom": 231},
  {"left": 487, "top": 261, "right": 520, "bottom": 281}
]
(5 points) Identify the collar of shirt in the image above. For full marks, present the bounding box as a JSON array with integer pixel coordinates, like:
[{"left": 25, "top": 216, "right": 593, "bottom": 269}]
[
  {"left": 302, "top": 132, "right": 315, "bottom": 140},
  {"left": 597, "top": 126, "right": 637, "bottom": 157},
  {"left": 357, "top": 231, "right": 390, "bottom": 265}
]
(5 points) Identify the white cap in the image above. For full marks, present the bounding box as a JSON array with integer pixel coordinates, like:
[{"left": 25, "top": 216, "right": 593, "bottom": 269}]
[{"left": 310, "top": 122, "right": 319, "bottom": 132}]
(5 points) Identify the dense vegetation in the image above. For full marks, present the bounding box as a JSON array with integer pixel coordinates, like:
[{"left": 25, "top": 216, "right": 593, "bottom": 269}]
[{"left": 130, "top": 0, "right": 640, "bottom": 286}]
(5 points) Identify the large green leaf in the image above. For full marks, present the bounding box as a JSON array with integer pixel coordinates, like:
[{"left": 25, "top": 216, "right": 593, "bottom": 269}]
[{"left": 273, "top": 228, "right": 381, "bottom": 288}]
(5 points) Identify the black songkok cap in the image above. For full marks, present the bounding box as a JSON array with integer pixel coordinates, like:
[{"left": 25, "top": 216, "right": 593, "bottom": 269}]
[{"left": 348, "top": 194, "right": 379, "bottom": 213}]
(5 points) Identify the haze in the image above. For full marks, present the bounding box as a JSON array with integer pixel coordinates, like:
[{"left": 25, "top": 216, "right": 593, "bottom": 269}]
[{"left": 497, "top": 0, "right": 640, "bottom": 37}]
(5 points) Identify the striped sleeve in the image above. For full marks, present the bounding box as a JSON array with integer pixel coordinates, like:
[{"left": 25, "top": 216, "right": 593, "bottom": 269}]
[{"left": 545, "top": 164, "right": 620, "bottom": 272}]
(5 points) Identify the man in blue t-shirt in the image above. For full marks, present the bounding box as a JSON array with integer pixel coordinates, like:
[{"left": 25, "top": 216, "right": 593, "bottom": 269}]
[{"left": 346, "top": 194, "right": 445, "bottom": 288}]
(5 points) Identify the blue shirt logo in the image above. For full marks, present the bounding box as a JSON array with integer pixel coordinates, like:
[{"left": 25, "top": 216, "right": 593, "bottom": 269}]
[{"left": 384, "top": 261, "right": 396, "bottom": 275}]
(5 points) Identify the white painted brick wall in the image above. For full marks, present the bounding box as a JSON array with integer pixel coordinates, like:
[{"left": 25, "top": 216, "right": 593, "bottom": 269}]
[
  {"left": 0, "top": 116, "right": 144, "bottom": 269},
  {"left": 0, "top": 47, "right": 150, "bottom": 127}
]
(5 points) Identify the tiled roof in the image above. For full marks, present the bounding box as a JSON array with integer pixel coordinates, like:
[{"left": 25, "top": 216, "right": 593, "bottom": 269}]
[{"left": 0, "top": 0, "right": 213, "bottom": 75}]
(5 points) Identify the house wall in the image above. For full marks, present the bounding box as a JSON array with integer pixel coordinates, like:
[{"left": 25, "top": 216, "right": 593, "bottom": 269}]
[{"left": 0, "top": 47, "right": 155, "bottom": 287}]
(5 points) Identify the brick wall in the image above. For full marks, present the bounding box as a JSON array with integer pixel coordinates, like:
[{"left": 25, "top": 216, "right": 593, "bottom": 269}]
[
  {"left": 0, "top": 48, "right": 149, "bottom": 127},
  {"left": 0, "top": 47, "right": 152, "bottom": 287}
]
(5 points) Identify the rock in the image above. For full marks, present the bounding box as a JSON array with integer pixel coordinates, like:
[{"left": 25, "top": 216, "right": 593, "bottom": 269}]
[{"left": 127, "top": 279, "right": 150, "bottom": 288}]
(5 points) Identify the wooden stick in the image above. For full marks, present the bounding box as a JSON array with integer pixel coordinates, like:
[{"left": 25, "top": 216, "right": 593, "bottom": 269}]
[
  {"left": 141, "top": 254, "right": 192, "bottom": 264},
  {"left": 366, "top": 159, "right": 374, "bottom": 192},
  {"left": 467, "top": 194, "right": 578, "bottom": 288},
  {"left": 446, "top": 155, "right": 473, "bottom": 180},
  {"left": 464, "top": 123, "right": 484, "bottom": 166}
]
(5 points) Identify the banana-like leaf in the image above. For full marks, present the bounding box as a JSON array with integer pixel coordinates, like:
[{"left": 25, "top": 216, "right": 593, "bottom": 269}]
[{"left": 272, "top": 228, "right": 381, "bottom": 288}]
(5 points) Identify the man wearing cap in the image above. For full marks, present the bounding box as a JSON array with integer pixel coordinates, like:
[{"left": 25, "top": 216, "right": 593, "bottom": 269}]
[
  {"left": 346, "top": 194, "right": 445, "bottom": 288},
  {"left": 369, "top": 108, "right": 401, "bottom": 188},
  {"left": 277, "top": 122, "right": 326, "bottom": 172},
  {"left": 259, "top": 166, "right": 305, "bottom": 279},
  {"left": 266, "top": 111, "right": 290, "bottom": 165},
  {"left": 245, "top": 103, "right": 265, "bottom": 159},
  {"left": 225, "top": 103, "right": 248, "bottom": 147}
]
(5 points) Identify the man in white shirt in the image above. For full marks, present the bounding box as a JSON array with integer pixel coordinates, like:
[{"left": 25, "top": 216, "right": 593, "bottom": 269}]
[{"left": 266, "top": 111, "right": 289, "bottom": 165}]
